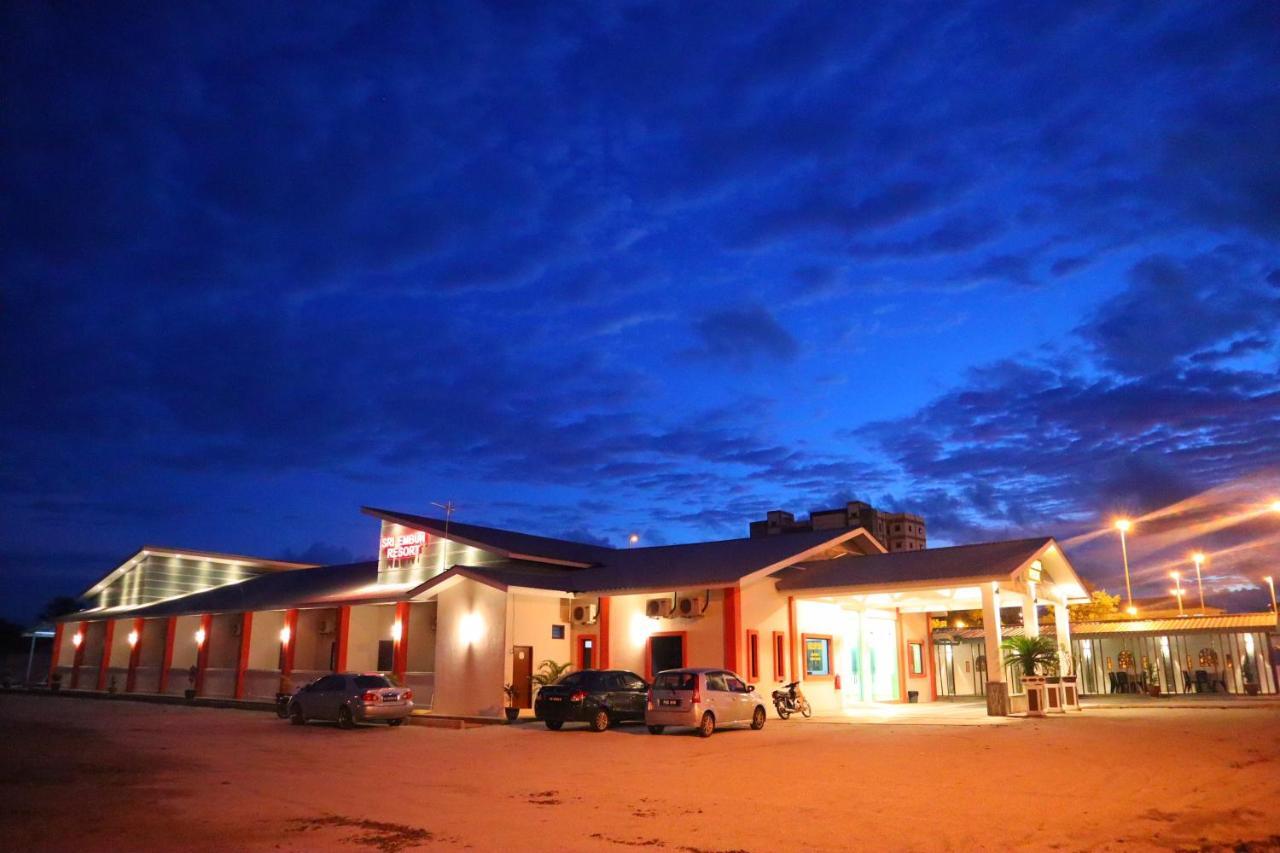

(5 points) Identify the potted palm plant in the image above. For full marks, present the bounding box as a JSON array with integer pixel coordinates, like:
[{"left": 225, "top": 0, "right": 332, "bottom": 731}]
[
  {"left": 1144, "top": 660, "right": 1161, "bottom": 697},
  {"left": 532, "top": 659, "right": 572, "bottom": 700},
  {"left": 502, "top": 683, "right": 519, "bottom": 722},
  {"left": 1242, "top": 658, "right": 1260, "bottom": 696},
  {"left": 1001, "top": 635, "right": 1058, "bottom": 717}
]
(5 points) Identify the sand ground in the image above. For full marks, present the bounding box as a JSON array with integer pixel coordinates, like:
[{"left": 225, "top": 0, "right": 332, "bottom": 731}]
[{"left": 1, "top": 693, "right": 1278, "bottom": 852}]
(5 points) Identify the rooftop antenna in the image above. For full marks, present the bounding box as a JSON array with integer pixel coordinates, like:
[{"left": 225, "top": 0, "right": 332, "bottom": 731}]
[{"left": 431, "top": 501, "right": 455, "bottom": 543}]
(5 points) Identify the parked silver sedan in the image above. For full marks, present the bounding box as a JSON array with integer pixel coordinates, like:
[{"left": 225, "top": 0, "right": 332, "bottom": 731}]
[
  {"left": 288, "top": 673, "right": 414, "bottom": 728},
  {"left": 645, "top": 667, "right": 768, "bottom": 737}
]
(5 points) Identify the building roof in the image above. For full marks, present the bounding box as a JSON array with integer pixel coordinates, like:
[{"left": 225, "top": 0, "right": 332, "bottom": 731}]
[
  {"left": 66, "top": 561, "right": 381, "bottom": 620},
  {"left": 81, "top": 545, "right": 316, "bottom": 599},
  {"left": 366, "top": 505, "right": 877, "bottom": 593},
  {"left": 363, "top": 507, "right": 611, "bottom": 567},
  {"left": 937, "top": 612, "right": 1277, "bottom": 641},
  {"left": 775, "top": 537, "right": 1054, "bottom": 592}
]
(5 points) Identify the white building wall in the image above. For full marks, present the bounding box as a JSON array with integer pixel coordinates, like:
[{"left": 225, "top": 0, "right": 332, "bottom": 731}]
[
  {"left": 433, "top": 580, "right": 508, "bottom": 717},
  {"left": 347, "top": 604, "right": 395, "bottom": 672},
  {"left": 740, "top": 578, "right": 792, "bottom": 689},
  {"left": 510, "top": 592, "right": 572, "bottom": 683},
  {"left": 248, "top": 610, "right": 285, "bottom": 670}
]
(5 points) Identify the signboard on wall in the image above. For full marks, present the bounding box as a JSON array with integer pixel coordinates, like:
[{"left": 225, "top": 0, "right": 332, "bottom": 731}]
[{"left": 382, "top": 530, "right": 426, "bottom": 561}]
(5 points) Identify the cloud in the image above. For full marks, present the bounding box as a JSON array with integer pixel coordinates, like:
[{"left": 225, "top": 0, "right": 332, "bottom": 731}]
[{"left": 689, "top": 306, "right": 800, "bottom": 367}]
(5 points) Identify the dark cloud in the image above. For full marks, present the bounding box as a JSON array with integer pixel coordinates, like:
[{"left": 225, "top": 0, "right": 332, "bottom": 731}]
[{"left": 689, "top": 306, "right": 799, "bottom": 367}]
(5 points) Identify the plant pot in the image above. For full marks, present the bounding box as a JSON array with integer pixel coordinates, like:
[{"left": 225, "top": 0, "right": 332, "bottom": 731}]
[
  {"left": 1244, "top": 682, "right": 1261, "bottom": 696},
  {"left": 504, "top": 707, "right": 520, "bottom": 722},
  {"left": 1061, "top": 675, "right": 1081, "bottom": 711},
  {"left": 1022, "top": 675, "right": 1047, "bottom": 717},
  {"left": 50, "top": 681, "right": 62, "bottom": 693},
  {"left": 184, "top": 688, "right": 197, "bottom": 702},
  {"left": 1147, "top": 684, "right": 1161, "bottom": 697}
]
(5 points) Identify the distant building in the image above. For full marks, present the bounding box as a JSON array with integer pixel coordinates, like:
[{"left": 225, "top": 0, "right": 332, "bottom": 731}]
[{"left": 749, "top": 501, "right": 926, "bottom": 552}]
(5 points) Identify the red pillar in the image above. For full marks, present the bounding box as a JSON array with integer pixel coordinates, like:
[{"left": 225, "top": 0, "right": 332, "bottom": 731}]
[
  {"left": 96, "top": 620, "right": 115, "bottom": 691},
  {"left": 125, "top": 617, "right": 145, "bottom": 693},
  {"left": 723, "top": 585, "right": 742, "bottom": 673},
  {"left": 49, "top": 623, "right": 65, "bottom": 683},
  {"left": 333, "top": 606, "right": 351, "bottom": 672},
  {"left": 787, "top": 596, "right": 799, "bottom": 683},
  {"left": 194, "top": 614, "right": 212, "bottom": 696},
  {"left": 597, "top": 597, "right": 611, "bottom": 669},
  {"left": 234, "top": 612, "right": 253, "bottom": 699},
  {"left": 280, "top": 609, "right": 298, "bottom": 677},
  {"left": 158, "top": 617, "right": 177, "bottom": 694},
  {"left": 71, "top": 622, "right": 86, "bottom": 688},
  {"left": 392, "top": 601, "right": 410, "bottom": 679}
]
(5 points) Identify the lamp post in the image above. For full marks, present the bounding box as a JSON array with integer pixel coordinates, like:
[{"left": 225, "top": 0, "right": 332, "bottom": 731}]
[
  {"left": 1191, "top": 552, "right": 1207, "bottom": 614},
  {"left": 1169, "top": 571, "right": 1185, "bottom": 617},
  {"left": 1114, "top": 519, "right": 1137, "bottom": 615}
]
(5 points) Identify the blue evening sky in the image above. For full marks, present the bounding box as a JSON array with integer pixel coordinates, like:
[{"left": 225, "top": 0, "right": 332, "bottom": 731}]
[{"left": 3, "top": 3, "right": 1278, "bottom": 622}]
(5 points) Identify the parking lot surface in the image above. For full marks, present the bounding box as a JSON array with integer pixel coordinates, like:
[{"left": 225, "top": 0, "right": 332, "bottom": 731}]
[{"left": 2, "top": 694, "right": 1278, "bottom": 851}]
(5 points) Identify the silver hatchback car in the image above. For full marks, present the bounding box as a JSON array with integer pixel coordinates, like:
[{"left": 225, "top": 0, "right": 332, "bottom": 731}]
[
  {"left": 288, "top": 673, "right": 414, "bottom": 728},
  {"left": 645, "top": 667, "right": 768, "bottom": 737}
]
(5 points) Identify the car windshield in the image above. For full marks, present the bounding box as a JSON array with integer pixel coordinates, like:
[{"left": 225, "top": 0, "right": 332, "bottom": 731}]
[
  {"left": 354, "top": 675, "right": 392, "bottom": 688},
  {"left": 653, "top": 672, "right": 697, "bottom": 691}
]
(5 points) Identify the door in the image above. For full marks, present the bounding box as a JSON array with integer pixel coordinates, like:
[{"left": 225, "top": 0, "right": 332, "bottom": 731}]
[
  {"left": 376, "top": 640, "right": 394, "bottom": 673},
  {"left": 723, "top": 672, "right": 752, "bottom": 722},
  {"left": 308, "top": 674, "right": 347, "bottom": 720},
  {"left": 512, "top": 645, "right": 533, "bottom": 709},
  {"left": 619, "top": 671, "right": 647, "bottom": 718},
  {"left": 649, "top": 634, "right": 684, "bottom": 677}
]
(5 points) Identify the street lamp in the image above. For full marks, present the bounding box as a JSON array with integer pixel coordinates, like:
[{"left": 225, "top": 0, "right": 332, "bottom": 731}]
[
  {"left": 628, "top": 533, "right": 640, "bottom": 548},
  {"left": 1114, "top": 518, "right": 1137, "bottom": 615},
  {"left": 1169, "top": 571, "right": 1185, "bottom": 617},
  {"left": 1191, "top": 552, "right": 1207, "bottom": 614}
]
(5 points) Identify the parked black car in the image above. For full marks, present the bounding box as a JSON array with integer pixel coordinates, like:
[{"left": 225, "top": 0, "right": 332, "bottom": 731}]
[{"left": 534, "top": 669, "right": 648, "bottom": 731}]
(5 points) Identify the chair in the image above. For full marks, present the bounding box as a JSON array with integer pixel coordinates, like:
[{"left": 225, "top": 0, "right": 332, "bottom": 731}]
[
  {"left": 1194, "top": 670, "right": 1212, "bottom": 693},
  {"left": 1115, "top": 671, "right": 1131, "bottom": 693},
  {"left": 1182, "top": 670, "right": 1193, "bottom": 693},
  {"left": 1108, "top": 671, "right": 1119, "bottom": 694}
]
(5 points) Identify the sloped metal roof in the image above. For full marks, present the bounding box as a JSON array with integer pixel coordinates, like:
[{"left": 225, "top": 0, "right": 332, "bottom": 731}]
[{"left": 776, "top": 537, "right": 1053, "bottom": 592}]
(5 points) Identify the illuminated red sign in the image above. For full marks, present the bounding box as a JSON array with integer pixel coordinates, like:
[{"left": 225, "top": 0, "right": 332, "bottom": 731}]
[{"left": 382, "top": 530, "right": 426, "bottom": 561}]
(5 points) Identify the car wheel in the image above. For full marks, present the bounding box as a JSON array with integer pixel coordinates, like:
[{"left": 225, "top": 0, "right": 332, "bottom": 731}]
[
  {"left": 647, "top": 725, "right": 665, "bottom": 735},
  {"left": 545, "top": 720, "right": 564, "bottom": 731},
  {"left": 338, "top": 706, "right": 355, "bottom": 729},
  {"left": 289, "top": 704, "right": 305, "bottom": 726},
  {"left": 697, "top": 712, "right": 715, "bottom": 738},
  {"left": 590, "top": 709, "right": 610, "bottom": 732},
  {"left": 388, "top": 718, "right": 403, "bottom": 727},
  {"left": 751, "top": 706, "right": 766, "bottom": 730}
]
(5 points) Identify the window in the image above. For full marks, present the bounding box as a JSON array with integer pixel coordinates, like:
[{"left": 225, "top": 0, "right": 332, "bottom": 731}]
[
  {"left": 746, "top": 629, "right": 760, "bottom": 680},
  {"left": 354, "top": 674, "right": 392, "bottom": 689},
  {"left": 551, "top": 624, "right": 565, "bottom": 640},
  {"left": 654, "top": 671, "right": 696, "bottom": 691},
  {"left": 803, "top": 635, "right": 832, "bottom": 677},
  {"left": 706, "top": 672, "right": 729, "bottom": 691},
  {"left": 909, "top": 642, "right": 924, "bottom": 676},
  {"left": 622, "top": 674, "right": 647, "bottom": 690},
  {"left": 773, "top": 631, "right": 786, "bottom": 680},
  {"left": 724, "top": 673, "right": 749, "bottom": 692}
]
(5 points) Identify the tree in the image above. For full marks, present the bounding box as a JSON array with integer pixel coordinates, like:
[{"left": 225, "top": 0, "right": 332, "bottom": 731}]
[
  {"left": 38, "top": 595, "right": 81, "bottom": 622},
  {"left": 1069, "top": 590, "right": 1121, "bottom": 622}
]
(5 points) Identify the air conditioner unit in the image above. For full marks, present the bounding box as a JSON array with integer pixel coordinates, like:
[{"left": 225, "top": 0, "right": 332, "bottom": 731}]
[
  {"left": 571, "top": 603, "right": 598, "bottom": 625},
  {"left": 317, "top": 619, "right": 335, "bottom": 635},
  {"left": 676, "top": 596, "right": 705, "bottom": 618},
  {"left": 645, "top": 598, "right": 673, "bottom": 619}
]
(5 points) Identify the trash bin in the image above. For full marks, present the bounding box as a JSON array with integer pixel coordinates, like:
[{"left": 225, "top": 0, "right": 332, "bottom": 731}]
[{"left": 907, "top": 691, "right": 919, "bottom": 703}]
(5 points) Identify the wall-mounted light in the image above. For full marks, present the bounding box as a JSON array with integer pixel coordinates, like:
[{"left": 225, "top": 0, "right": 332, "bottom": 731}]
[
  {"left": 391, "top": 620, "right": 403, "bottom": 642},
  {"left": 458, "top": 612, "right": 484, "bottom": 645},
  {"left": 194, "top": 627, "right": 207, "bottom": 647},
  {"left": 127, "top": 630, "right": 139, "bottom": 647},
  {"left": 279, "top": 626, "right": 291, "bottom": 646},
  {"left": 72, "top": 632, "right": 84, "bottom": 648}
]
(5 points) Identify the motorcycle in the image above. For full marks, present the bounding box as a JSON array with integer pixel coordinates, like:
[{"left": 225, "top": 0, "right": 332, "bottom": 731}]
[{"left": 771, "top": 681, "right": 812, "bottom": 719}]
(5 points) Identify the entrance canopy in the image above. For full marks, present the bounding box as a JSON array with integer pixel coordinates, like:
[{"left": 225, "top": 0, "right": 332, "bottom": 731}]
[{"left": 774, "top": 537, "right": 1088, "bottom": 609}]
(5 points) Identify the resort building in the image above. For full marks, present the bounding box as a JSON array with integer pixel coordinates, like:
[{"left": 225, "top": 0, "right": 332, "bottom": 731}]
[
  {"left": 750, "top": 501, "right": 926, "bottom": 551},
  {"left": 49, "top": 507, "right": 1277, "bottom": 719}
]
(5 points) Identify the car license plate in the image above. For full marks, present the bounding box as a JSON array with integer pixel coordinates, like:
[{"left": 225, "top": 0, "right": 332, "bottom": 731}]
[
  {"left": 547, "top": 696, "right": 562, "bottom": 702},
  {"left": 660, "top": 698, "right": 679, "bottom": 707}
]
